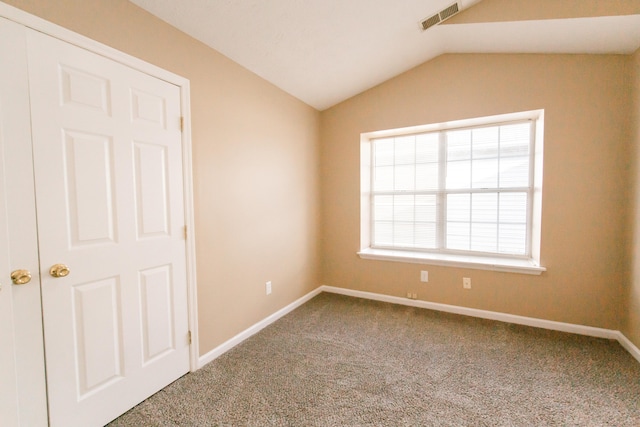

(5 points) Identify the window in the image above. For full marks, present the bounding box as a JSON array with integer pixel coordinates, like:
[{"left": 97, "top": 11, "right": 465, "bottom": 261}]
[{"left": 359, "top": 111, "right": 545, "bottom": 275}]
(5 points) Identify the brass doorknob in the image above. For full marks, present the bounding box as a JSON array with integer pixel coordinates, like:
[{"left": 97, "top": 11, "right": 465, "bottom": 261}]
[
  {"left": 49, "top": 264, "right": 70, "bottom": 278},
  {"left": 11, "top": 269, "right": 31, "bottom": 285}
]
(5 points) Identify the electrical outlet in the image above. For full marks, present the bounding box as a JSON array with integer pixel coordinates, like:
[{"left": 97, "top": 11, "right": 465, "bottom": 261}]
[
  {"left": 420, "top": 271, "right": 429, "bottom": 282},
  {"left": 407, "top": 292, "right": 418, "bottom": 300},
  {"left": 266, "top": 281, "right": 272, "bottom": 295},
  {"left": 463, "top": 277, "right": 471, "bottom": 289}
]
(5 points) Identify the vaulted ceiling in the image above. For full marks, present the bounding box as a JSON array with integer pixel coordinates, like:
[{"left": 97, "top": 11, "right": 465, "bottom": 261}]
[{"left": 129, "top": 0, "right": 640, "bottom": 110}]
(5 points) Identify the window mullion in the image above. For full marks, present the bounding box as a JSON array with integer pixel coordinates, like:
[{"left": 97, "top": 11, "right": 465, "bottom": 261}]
[
  {"left": 526, "top": 122, "right": 536, "bottom": 257},
  {"left": 437, "top": 131, "right": 447, "bottom": 250},
  {"left": 496, "top": 126, "right": 501, "bottom": 253},
  {"left": 370, "top": 139, "right": 376, "bottom": 247},
  {"left": 413, "top": 135, "right": 417, "bottom": 248},
  {"left": 469, "top": 130, "right": 473, "bottom": 251},
  {"left": 392, "top": 137, "right": 395, "bottom": 246}
]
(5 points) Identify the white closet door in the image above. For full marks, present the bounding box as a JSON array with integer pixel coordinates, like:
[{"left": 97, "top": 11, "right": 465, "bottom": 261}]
[
  {"left": 0, "top": 35, "right": 20, "bottom": 424},
  {"left": 0, "top": 17, "right": 48, "bottom": 427},
  {"left": 0, "top": 203, "right": 19, "bottom": 426},
  {"left": 0, "top": 217, "right": 19, "bottom": 427},
  {"left": 0, "top": 163, "right": 19, "bottom": 427},
  {"left": 27, "top": 29, "right": 190, "bottom": 427}
]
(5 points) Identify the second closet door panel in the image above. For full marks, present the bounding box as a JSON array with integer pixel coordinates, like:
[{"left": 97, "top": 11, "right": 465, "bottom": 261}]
[{"left": 0, "top": 17, "right": 48, "bottom": 427}]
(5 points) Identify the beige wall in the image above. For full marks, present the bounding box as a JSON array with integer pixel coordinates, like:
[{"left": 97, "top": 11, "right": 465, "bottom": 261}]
[
  {"left": 320, "top": 53, "right": 632, "bottom": 330},
  {"left": 4, "top": 0, "right": 640, "bottom": 354},
  {"left": 627, "top": 48, "right": 640, "bottom": 348},
  {"left": 2, "top": 0, "right": 321, "bottom": 355}
]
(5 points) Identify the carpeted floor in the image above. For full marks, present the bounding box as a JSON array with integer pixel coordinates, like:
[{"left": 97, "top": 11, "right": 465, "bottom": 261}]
[{"left": 108, "top": 292, "right": 640, "bottom": 426}]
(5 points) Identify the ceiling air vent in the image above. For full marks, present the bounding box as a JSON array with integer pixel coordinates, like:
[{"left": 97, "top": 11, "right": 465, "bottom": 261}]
[
  {"left": 420, "top": 2, "right": 460, "bottom": 31},
  {"left": 420, "top": 14, "right": 441, "bottom": 31},
  {"left": 439, "top": 2, "right": 460, "bottom": 21}
]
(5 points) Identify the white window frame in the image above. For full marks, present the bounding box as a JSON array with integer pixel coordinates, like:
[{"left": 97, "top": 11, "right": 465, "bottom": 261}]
[{"left": 358, "top": 110, "right": 546, "bottom": 275}]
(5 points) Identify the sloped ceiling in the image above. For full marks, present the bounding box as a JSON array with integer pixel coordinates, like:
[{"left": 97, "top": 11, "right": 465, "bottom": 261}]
[{"left": 129, "top": 0, "right": 640, "bottom": 110}]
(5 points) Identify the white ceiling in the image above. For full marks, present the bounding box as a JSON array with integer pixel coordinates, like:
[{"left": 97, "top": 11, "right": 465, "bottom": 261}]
[{"left": 129, "top": 0, "right": 640, "bottom": 110}]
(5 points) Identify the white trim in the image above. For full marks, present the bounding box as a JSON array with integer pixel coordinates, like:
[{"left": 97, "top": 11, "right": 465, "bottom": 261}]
[
  {"left": 198, "top": 288, "right": 323, "bottom": 368},
  {"left": 358, "top": 248, "right": 546, "bottom": 275},
  {"left": 0, "top": 2, "right": 199, "bottom": 371},
  {"left": 319, "top": 286, "right": 619, "bottom": 339},
  {"left": 615, "top": 331, "right": 640, "bottom": 364},
  {"left": 361, "top": 110, "right": 545, "bottom": 274},
  {"left": 199, "top": 284, "right": 639, "bottom": 370},
  {"left": 320, "top": 286, "right": 640, "bottom": 364},
  {"left": 180, "top": 88, "right": 200, "bottom": 371},
  {"left": 362, "top": 110, "right": 543, "bottom": 140}
]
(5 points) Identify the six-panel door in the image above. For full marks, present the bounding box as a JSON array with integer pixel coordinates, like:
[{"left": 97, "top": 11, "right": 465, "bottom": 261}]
[{"left": 26, "top": 29, "right": 191, "bottom": 427}]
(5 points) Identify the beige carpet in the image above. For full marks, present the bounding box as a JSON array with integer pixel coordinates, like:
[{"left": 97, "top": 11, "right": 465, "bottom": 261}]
[{"left": 109, "top": 292, "right": 640, "bottom": 426}]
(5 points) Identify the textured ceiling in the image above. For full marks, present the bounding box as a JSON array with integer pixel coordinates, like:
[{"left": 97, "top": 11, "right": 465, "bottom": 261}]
[{"left": 129, "top": 0, "right": 640, "bottom": 110}]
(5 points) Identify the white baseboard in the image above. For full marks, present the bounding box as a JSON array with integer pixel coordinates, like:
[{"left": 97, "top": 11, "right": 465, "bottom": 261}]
[
  {"left": 615, "top": 331, "right": 640, "bottom": 364},
  {"left": 198, "top": 287, "right": 323, "bottom": 368},
  {"left": 320, "top": 285, "right": 640, "bottom": 363},
  {"left": 320, "top": 285, "right": 620, "bottom": 339},
  {"left": 197, "top": 284, "right": 640, "bottom": 369}
]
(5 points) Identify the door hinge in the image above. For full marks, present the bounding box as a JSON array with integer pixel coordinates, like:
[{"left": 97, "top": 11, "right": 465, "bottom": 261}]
[
  {"left": 183, "top": 225, "right": 187, "bottom": 239},
  {"left": 180, "top": 116, "right": 184, "bottom": 132},
  {"left": 187, "top": 330, "right": 192, "bottom": 345}
]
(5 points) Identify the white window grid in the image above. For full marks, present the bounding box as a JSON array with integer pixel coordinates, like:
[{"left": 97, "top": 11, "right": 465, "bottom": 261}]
[{"left": 369, "top": 119, "right": 536, "bottom": 259}]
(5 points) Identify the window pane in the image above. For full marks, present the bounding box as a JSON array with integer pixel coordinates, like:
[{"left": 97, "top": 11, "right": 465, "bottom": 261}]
[
  {"left": 374, "top": 165, "right": 394, "bottom": 191},
  {"left": 446, "top": 160, "right": 471, "bottom": 189},
  {"left": 415, "top": 222, "right": 436, "bottom": 249},
  {"left": 447, "top": 193, "right": 470, "bottom": 251},
  {"left": 415, "top": 163, "right": 438, "bottom": 190},
  {"left": 472, "top": 127, "right": 499, "bottom": 159},
  {"left": 447, "top": 130, "right": 471, "bottom": 160},
  {"left": 415, "top": 195, "right": 436, "bottom": 222},
  {"left": 394, "top": 222, "right": 414, "bottom": 247},
  {"left": 394, "top": 164, "right": 415, "bottom": 191},
  {"left": 500, "top": 123, "right": 530, "bottom": 157},
  {"left": 393, "top": 195, "right": 414, "bottom": 222},
  {"left": 394, "top": 135, "right": 415, "bottom": 165},
  {"left": 471, "top": 223, "right": 498, "bottom": 252},
  {"left": 447, "top": 222, "right": 470, "bottom": 250},
  {"left": 447, "top": 194, "right": 470, "bottom": 222},
  {"left": 498, "top": 193, "right": 527, "bottom": 255},
  {"left": 374, "top": 138, "right": 394, "bottom": 166},
  {"left": 472, "top": 158, "right": 499, "bottom": 188},
  {"left": 471, "top": 193, "right": 498, "bottom": 223},
  {"left": 374, "top": 221, "right": 393, "bottom": 246},
  {"left": 498, "top": 223, "right": 527, "bottom": 255},
  {"left": 373, "top": 195, "right": 393, "bottom": 221},
  {"left": 499, "top": 192, "right": 527, "bottom": 223},
  {"left": 469, "top": 194, "right": 498, "bottom": 252},
  {"left": 416, "top": 133, "right": 439, "bottom": 163},
  {"left": 500, "top": 156, "right": 529, "bottom": 188},
  {"left": 499, "top": 122, "right": 530, "bottom": 188}
]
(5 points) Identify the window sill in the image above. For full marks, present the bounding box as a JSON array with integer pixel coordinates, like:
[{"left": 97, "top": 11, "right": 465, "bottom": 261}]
[{"left": 357, "top": 248, "right": 546, "bottom": 275}]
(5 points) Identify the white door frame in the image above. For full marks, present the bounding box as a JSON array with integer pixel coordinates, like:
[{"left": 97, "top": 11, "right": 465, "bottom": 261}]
[{"left": 0, "top": 0, "right": 200, "bottom": 377}]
